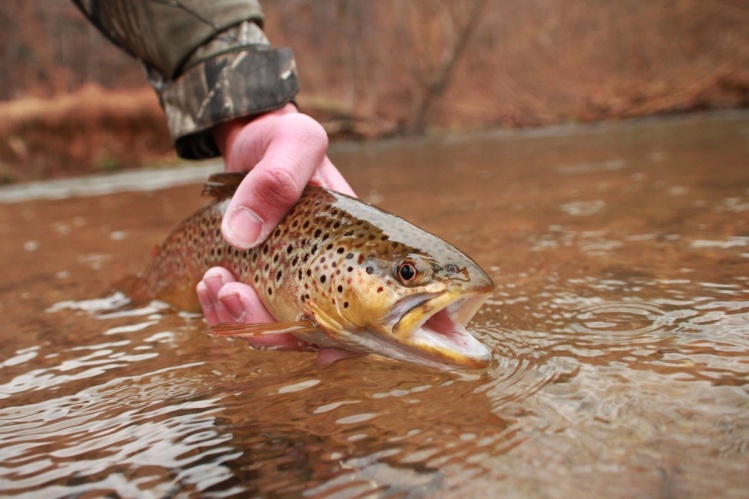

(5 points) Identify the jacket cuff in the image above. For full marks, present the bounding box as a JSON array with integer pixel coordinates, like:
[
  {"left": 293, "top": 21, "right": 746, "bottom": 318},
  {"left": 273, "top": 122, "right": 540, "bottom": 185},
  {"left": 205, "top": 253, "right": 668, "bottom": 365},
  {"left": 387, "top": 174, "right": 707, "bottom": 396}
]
[{"left": 162, "top": 47, "right": 299, "bottom": 159}]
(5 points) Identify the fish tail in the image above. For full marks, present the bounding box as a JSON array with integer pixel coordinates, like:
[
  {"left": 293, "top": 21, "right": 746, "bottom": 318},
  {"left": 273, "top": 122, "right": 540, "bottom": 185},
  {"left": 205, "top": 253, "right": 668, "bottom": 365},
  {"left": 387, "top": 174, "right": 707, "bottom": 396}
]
[
  {"left": 113, "top": 271, "right": 202, "bottom": 312},
  {"left": 113, "top": 274, "right": 150, "bottom": 305}
]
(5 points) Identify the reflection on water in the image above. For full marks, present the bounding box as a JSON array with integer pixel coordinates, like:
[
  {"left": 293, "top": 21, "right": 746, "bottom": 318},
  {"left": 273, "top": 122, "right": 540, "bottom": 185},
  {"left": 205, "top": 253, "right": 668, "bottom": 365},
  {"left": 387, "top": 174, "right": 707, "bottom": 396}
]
[{"left": 1, "top": 113, "right": 749, "bottom": 497}]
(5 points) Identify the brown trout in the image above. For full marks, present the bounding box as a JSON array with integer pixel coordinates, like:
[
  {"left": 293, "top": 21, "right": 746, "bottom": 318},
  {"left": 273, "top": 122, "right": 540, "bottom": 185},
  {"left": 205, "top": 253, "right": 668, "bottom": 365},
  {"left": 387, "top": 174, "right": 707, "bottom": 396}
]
[{"left": 128, "top": 173, "right": 494, "bottom": 370}]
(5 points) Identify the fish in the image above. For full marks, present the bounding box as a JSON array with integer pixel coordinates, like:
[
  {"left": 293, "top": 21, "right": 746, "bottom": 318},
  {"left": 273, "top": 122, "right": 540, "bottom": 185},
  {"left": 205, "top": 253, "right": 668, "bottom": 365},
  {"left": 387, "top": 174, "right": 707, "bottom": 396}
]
[{"left": 127, "top": 172, "right": 495, "bottom": 370}]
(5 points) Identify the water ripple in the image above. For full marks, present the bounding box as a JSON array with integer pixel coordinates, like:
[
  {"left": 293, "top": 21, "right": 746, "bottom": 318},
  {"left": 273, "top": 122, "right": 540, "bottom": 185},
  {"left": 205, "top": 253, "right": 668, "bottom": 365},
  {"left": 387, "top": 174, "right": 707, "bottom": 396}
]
[
  {"left": 570, "top": 301, "right": 667, "bottom": 338},
  {"left": 0, "top": 363, "right": 234, "bottom": 497}
]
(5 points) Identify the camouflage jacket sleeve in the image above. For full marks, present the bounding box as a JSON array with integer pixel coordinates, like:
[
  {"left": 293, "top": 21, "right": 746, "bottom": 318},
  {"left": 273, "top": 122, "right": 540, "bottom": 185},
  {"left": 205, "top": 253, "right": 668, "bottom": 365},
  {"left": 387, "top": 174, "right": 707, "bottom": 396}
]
[{"left": 71, "top": 0, "right": 299, "bottom": 159}]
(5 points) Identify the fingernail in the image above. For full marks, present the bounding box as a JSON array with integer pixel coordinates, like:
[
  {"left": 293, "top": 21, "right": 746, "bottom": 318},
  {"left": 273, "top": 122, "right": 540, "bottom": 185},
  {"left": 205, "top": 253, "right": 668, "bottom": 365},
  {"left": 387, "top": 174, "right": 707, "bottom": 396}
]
[
  {"left": 220, "top": 292, "right": 245, "bottom": 322},
  {"left": 204, "top": 273, "right": 225, "bottom": 295},
  {"left": 225, "top": 207, "right": 263, "bottom": 248},
  {"left": 195, "top": 282, "right": 215, "bottom": 311}
]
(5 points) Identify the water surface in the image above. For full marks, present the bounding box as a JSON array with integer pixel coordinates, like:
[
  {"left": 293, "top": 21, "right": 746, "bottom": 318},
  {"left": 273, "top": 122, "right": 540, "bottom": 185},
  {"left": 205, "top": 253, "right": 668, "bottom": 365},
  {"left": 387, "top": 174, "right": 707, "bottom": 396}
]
[{"left": 1, "top": 112, "right": 748, "bottom": 497}]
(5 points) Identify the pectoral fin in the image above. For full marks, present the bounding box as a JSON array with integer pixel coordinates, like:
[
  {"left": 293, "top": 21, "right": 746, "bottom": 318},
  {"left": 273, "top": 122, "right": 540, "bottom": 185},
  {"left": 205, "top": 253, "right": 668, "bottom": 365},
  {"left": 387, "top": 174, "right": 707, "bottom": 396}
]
[{"left": 207, "top": 320, "right": 321, "bottom": 338}]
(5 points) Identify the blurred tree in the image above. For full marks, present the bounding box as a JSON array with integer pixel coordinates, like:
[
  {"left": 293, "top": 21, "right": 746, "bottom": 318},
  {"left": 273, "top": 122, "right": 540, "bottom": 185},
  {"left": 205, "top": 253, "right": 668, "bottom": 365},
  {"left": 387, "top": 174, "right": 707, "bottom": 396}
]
[{"left": 1, "top": 0, "right": 748, "bottom": 127}]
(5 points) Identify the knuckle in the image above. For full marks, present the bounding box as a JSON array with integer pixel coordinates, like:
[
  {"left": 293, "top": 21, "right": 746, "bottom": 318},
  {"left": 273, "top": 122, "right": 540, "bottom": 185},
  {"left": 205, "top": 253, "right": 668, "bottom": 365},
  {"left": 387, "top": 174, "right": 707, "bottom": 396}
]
[{"left": 253, "top": 165, "right": 303, "bottom": 207}]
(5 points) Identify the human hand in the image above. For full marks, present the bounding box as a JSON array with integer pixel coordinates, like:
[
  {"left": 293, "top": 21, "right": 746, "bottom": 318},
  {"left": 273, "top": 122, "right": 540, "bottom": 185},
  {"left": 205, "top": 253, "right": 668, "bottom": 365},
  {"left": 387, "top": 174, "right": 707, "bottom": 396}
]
[
  {"left": 196, "top": 104, "right": 360, "bottom": 362},
  {"left": 213, "top": 103, "right": 354, "bottom": 248}
]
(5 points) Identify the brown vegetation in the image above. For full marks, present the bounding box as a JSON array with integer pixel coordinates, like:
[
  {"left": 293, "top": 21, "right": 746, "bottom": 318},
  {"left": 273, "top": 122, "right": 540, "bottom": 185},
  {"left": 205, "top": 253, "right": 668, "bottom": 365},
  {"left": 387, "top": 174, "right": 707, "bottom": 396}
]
[
  {"left": 0, "top": 85, "right": 174, "bottom": 182},
  {"left": 1, "top": 0, "right": 749, "bottom": 183}
]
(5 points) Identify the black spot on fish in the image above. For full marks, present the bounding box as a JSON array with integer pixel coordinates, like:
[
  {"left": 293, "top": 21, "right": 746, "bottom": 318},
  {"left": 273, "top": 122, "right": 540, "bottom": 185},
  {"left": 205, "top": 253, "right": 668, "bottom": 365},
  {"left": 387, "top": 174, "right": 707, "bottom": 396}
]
[
  {"left": 337, "top": 285, "right": 343, "bottom": 293},
  {"left": 320, "top": 275, "right": 327, "bottom": 284},
  {"left": 276, "top": 270, "right": 283, "bottom": 281},
  {"left": 314, "top": 229, "right": 322, "bottom": 238},
  {"left": 366, "top": 266, "right": 374, "bottom": 274}
]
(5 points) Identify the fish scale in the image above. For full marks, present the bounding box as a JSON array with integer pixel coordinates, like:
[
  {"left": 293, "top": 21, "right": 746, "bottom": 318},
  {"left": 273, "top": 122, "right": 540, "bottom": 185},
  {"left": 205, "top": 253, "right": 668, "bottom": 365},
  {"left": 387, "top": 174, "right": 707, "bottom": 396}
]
[{"left": 126, "top": 172, "right": 495, "bottom": 370}]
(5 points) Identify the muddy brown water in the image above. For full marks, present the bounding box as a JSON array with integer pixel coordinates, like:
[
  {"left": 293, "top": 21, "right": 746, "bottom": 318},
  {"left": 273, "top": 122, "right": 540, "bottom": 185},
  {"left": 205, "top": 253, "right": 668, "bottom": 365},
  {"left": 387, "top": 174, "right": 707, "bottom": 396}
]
[{"left": 1, "top": 112, "right": 748, "bottom": 498}]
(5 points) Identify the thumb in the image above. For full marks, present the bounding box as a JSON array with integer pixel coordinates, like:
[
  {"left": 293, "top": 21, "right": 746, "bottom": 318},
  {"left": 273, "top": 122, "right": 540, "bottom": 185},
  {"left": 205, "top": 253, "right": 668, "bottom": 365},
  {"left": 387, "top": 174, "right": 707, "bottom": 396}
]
[{"left": 221, "top": 112, "right": 329, "bottom": 249}]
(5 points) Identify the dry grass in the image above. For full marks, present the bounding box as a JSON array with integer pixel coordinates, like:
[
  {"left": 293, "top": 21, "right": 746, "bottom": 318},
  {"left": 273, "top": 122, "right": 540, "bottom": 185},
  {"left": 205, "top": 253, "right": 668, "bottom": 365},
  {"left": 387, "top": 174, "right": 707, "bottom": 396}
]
[{"left": 0, "top": 84, "right": 175, "bottom": 183}]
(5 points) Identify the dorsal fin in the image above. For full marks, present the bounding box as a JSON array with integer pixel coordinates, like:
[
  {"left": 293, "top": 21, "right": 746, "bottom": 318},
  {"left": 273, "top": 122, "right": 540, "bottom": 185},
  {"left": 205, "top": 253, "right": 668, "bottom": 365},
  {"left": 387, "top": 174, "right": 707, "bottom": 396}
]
[{"left": 201, "top": 172, "right": 249, "bottom": 200}]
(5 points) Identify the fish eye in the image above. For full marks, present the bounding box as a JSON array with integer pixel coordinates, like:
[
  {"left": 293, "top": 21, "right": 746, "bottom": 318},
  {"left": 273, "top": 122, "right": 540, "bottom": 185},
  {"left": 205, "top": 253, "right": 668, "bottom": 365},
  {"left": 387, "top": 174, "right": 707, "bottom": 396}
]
[
  {"left": 398, "top": 262, "right": 417, "bottom": 282},
  {"left": 394, "top": 256, "right": 432, "bottom": 286}
]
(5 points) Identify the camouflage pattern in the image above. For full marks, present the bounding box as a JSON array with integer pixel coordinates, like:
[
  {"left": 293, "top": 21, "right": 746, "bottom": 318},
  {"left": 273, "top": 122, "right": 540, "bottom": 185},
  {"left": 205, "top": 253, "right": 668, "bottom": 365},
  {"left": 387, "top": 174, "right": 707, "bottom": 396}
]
[{"left": 72, "top": 1, "right": 299, "bottom": 159}]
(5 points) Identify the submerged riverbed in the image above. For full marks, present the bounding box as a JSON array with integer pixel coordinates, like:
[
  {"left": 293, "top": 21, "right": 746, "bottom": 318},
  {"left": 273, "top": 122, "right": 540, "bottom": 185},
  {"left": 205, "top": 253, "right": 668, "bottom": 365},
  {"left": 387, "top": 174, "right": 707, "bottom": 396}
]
[{"left": 1, "top": 112, "right": 748, "bottom": 497}]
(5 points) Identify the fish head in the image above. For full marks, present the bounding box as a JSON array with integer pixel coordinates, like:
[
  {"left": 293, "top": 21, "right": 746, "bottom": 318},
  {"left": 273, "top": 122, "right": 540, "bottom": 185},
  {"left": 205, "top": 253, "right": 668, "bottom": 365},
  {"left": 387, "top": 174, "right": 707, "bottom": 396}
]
[{"left": 305, "top": 222, "right": 495, "bottom": 370}]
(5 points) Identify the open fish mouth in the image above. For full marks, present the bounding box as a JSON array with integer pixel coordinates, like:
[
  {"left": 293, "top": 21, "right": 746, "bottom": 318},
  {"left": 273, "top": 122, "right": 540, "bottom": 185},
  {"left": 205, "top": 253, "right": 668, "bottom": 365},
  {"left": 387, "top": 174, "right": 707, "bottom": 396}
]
[{"left": 389, "top": 291, "right": 493, "bottom": 369}]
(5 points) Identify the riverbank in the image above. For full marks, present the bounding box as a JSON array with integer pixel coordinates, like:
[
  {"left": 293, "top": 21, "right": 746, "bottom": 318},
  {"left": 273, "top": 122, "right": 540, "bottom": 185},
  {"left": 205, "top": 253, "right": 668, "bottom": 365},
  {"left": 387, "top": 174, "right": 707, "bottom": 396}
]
[
  {"left": 2, "top": 108, "right": 747, "bottom": 204},
  {"left": 2, "top": 76, "right": 748, "bottom": 186}
]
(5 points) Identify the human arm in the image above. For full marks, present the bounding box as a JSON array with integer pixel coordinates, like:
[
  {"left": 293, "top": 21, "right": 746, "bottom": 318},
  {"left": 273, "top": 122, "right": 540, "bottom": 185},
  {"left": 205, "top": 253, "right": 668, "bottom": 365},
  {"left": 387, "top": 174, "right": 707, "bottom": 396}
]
[{"left": 70, "top": 0, "right": 298, "bottom": 159}]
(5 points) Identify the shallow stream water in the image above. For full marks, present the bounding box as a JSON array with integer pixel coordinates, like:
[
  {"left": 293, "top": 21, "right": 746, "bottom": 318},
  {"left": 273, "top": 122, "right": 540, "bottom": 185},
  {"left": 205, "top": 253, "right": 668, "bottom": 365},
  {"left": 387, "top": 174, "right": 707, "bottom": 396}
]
[{"left": 1, "top": 112, "right": 748, "bottom": 497}]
